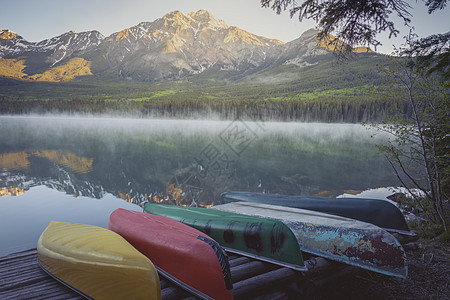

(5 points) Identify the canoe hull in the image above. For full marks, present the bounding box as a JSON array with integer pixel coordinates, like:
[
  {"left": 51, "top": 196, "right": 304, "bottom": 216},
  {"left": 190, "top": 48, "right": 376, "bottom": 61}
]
[
  {"left": 143, "top": 203, "right": 305, "bottom": 271},
  {"left": 213, "top": 202, "right": 407, "bottom": 279},
  {"left": 220, "top": 191, "right": 410, "bottom": 233},
  {"left": 108, "top": 208, "right": 233, "bottom": 300},
  {"left": 37, "top": 221, "right": 161, "bottom": 300}
]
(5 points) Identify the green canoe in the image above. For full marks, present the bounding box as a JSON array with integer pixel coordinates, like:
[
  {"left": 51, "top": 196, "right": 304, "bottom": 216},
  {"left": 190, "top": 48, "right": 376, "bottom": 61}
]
[{"left": 143, "top": 203, "right": 306, "bottom": 271}]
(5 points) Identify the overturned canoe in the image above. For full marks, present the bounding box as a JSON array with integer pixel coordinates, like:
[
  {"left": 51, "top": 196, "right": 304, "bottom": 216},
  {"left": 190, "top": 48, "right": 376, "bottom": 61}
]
[
  {"left": 37, "top": 221, "right": 161, "bottom": 300},
  {"left": 220, "top": 191, "right": 411, "bottom": 234},
  {"left": 213, "top": 202, "right": 408, "bottom": 279},
  {"left": 143, "top": 203, "right": 306, "bottom": 271},
  {"left": 108, "top": 208, "right": 233, "bottom": 300}
]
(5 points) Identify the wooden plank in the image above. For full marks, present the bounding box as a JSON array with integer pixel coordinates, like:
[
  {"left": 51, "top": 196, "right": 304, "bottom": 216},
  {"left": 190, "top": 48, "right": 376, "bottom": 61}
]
[
  {"left": 0, "top": 268, "right": 46, "bottom": 282},
  {"left": 3, "top": 281, "right": 70, "bottom": 298},
  {"left": 1, "top": 264, "right": 42, "bottom": 276},
  {"left": 20, "top": 289, "right": 79, "bottom": 300},
  {"left": 244, "top": 290, "right": 289, "bottom": 300},
  {"left": 0, "top": 263, "right": 39, "bottom": 274},
  {"left": 0, "top": 278, "right": 55, "bottom": 295},
  {"left": 0, "top": 249, "right": 37, "bottom": 261},
  {"left": 0, "top": 259, "right": 38, "bottom": 270},
  {"left": 0, "top": 253, "right": 36, "bottom": 263},
  {"left": 0, "top": 256, "right": 37, "bottom": 268},
  {"left": 0, "top": 282, "right": 82, "bottom": 300},
  {"left": 231, "top": 261, "right": 273, "bottom": 283},
  {"left": 302, "top": 256, "right": 334, "bottom": 277},
  {"left": 227, "top": 253, "right": 240, "bottom": 259},
  {"left": 0, "top": 277, "right": 51, "bottom": 293},
  {"left": 1, "top": 250, "right": 37, "bottom": 258},
  {"left": 0, "top": 271, "right": 50, "bottom": 291},
  {"left": 233, "top": 268, "right": 298, "bottom": 297},
  {"left": 1, "top": 290, "right": 83, "bottom": 300},
  {"left": 161, "top": 286, "right": 191, "bottom": 300},
  {"left": 229, "top": 256, "right": 252, "bottom": 267},
  {"left": 160, "top": 278, "right": 172, "bottom": 289},
  {"left": 0, "top": 250, "right": 83, "bottom": 300},
  {"left": 40, "top": 292, "right": 85, "bottom": 300},
  {"left": 227, "top": 256, "right": 240, "bottom": 263}
]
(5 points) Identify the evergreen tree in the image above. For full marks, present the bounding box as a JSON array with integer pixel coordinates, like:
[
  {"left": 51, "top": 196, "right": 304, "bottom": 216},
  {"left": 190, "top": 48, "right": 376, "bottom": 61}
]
[{"left": 261, "top": 0, "right": 449, "bottom": 77}]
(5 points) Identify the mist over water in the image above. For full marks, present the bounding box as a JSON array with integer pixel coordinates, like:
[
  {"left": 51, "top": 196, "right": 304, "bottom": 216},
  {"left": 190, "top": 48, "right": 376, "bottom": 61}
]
[
  {"left": 0, "top": 115, "right": 397, "bottom": 255},
  {"left": 1, "top": 114, "right": 395, "bottom": 197}
]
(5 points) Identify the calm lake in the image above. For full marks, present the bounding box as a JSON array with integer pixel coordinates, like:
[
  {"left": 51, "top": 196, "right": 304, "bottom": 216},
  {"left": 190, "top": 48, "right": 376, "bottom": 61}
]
[{"left": 0, "top": 115, "right": 398, "bottom": 256}]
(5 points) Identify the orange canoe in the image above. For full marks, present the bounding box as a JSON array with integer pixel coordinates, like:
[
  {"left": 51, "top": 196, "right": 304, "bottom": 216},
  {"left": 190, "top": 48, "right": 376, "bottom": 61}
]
[{"left": 108, "top": 208, "right": 233, "bottom": 300}]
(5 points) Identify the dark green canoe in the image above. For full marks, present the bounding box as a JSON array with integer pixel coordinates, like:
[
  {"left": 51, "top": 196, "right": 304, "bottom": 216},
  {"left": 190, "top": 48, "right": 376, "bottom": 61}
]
[
  {"left": 143, "top": 203, "right": 306, "bottom": 271},
  {"left": 220, "top": 191, "right": 411, "bottom": 234}
]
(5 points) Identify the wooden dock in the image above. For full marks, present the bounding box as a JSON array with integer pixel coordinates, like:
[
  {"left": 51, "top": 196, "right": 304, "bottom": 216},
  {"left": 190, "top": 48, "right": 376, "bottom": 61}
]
[
  {"left": 0, "top": 249, "right": 83, "bottom": 300},
  {"left": 0, "top": 249, "right": 354, "bottom": 299}
]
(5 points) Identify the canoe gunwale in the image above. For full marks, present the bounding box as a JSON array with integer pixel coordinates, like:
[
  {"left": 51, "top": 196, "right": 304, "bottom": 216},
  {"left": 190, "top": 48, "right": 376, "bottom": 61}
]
[
  {"left": 155, "top": 266, "right": 213, "bottom": 300},
  {"left": 38, "top": 259, "right": 93, "bottom": 300},
  {"left": 385, "top": 228, "right": 418, "bottom": 236},
  {"left": 222, "top": 247, "right": 307, "bottom": 272}
]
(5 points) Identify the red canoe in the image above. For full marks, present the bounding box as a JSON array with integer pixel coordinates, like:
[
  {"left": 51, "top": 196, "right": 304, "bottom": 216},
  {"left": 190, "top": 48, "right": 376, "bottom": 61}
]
[{"left": 108, "top": 208, "right": 233, "bottom": 300}]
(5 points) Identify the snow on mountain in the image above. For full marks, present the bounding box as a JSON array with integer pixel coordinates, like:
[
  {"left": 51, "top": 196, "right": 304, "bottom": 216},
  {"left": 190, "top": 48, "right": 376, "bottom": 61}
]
[
  {"left": 0, "top": 30, "right": 34, "bottom": 57},
  {"left": 0, "top": 29, "right": 104, "bottom": 65},
  {"left": 36, "top": 30, "right": 104, "bottom": 65}
]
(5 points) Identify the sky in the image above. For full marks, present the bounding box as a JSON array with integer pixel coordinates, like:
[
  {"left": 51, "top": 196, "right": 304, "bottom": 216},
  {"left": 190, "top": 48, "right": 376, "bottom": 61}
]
[{"left": 0, "top": 0, "right": 448, "bottom": 54}]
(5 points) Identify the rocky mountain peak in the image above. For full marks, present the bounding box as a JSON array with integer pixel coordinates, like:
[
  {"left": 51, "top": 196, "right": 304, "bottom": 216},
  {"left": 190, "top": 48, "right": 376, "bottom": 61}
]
[
  {"left": 224, "top": 26, "right": 283, "bottom": 46},
  {"left": 162, "top": 10, "right": 190, "bottom": 25},
  {"left": 300, "top": 28, "right": 320, "bottom": 40},
  {"left": 187, "top": 10, "right": 228, "bottom": 30},
  {"left": 0, "top": 30, "right": 32, "bottom": 58},
  {"left": 0, "top": 29, "right": 21, "bottom": 40},
  {"left": 292, "top": 28, "right": 373, "bottom": 53}
]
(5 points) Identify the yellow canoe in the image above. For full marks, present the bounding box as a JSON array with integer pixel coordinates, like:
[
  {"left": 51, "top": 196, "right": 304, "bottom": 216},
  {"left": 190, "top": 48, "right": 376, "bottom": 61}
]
[{"left": 37, "top": 221, "right": 161, "bottom": 300}]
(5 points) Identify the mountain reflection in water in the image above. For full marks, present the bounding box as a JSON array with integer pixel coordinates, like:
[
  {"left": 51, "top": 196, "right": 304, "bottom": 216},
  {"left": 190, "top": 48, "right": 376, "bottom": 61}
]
[
  {"left": 0, "top": 150, "right": 94, "bottom": 174},
  {"left": 0, "top": 185, "right": 141, "bottom": 256},
  {"left": 0, "top": 116, "right": 398, "bottom": 207}
]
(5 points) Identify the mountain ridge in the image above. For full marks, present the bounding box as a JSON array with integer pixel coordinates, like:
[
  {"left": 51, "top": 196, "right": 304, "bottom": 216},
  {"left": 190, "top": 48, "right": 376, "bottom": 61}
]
[{"left": 0, "top": 10, "right": 375, "bottom": 82}]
